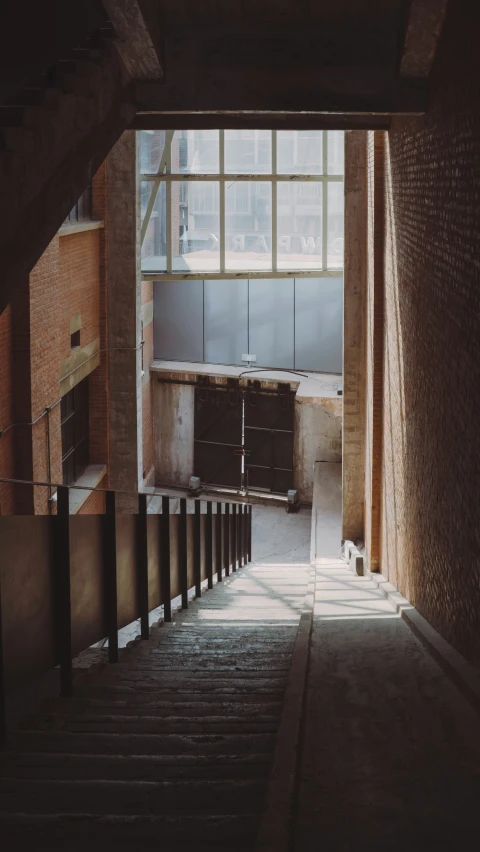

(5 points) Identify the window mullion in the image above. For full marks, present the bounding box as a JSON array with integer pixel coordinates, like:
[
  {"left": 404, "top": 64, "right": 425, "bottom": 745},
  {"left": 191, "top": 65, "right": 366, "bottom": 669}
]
[
  {"left": 272, "top": 131, "right": 277, "bottom": 272},
  {"left": 219, "top": 130, "right": 225, "bottom": 273}
]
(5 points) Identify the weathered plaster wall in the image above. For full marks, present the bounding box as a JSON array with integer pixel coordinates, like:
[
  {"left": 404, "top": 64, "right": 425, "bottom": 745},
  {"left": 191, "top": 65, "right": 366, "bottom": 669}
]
[
  {"left": 294, "top": 398, "right": 342, "bottom": 503},
  {"left": 153, "top": 381, "right": 195, "bottom": 488}
]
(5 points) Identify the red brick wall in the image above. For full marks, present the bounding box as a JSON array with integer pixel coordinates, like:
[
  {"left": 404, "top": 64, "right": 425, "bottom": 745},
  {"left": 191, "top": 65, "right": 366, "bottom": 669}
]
[
  {"left": 0, "top": 306, "right": 14, "bottom": 514},
  {"left": 141, "top": 280, "right": 155, "bottom": 483},
  {"left": 365, "top": 131, "right": 385, "bottom": 571},
  {"left": 380, "top": 0, "right": 480, "bottom": 664}
]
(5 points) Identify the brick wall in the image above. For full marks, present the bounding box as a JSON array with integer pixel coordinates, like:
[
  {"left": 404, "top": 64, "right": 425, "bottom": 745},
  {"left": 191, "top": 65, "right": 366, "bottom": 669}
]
[
  {"left": 141, "top": 280, "right": 155, "bottom": 483},
  {"left": 0, "top": 306, "right": 14, "bottom": 514},
  {"left": 0, "top": 164, "right": 109, "bottom": 515},
  {"left": 365, "top": 131, "right": 385, "bottom": 571},
  {"left": 379, "top": 0, "right": 480, "bottom": 664}
]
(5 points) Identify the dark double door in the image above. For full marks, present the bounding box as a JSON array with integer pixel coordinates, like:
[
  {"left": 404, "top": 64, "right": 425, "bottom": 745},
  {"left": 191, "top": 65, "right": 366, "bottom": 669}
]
[{"left": 194, "top": 382, "right": 294, "bottom": 494}]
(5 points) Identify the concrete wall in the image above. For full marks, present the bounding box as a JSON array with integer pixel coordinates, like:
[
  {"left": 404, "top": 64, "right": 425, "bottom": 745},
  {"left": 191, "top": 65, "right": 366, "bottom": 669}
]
[
  {"left": 294, "top": 398, "right": 342, "bottom": 503},
  {"left": 377, "top": 0, "right": 480, "bottom": 666},
  {"left": 153, "top": 381, "right": 195, "bottom": 488}
]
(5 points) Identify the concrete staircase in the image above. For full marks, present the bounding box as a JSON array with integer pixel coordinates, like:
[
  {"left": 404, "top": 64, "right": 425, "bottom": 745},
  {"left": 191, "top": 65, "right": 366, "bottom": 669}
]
[{"left": 0, "top": 550, "right": 309, "bottom": 850}]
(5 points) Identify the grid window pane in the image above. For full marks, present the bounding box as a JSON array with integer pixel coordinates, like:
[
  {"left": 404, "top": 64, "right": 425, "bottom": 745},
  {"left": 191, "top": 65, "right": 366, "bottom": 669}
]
[
  {"left": 141, "top": 181, "right": 167, "bottom": 272},
  {"left": 171, "top": 130, "right": 219, "bottom": 174},
  {"left": 277, "top": 182, "right": 322, "bottom": 270},
  {"left": 140, "top": 130, "right": 167, "bottom": 173},
  {"left": 225, "top": 181, "right": 272, "bottom": 271},
  {"left": 327, "top": 131, "right": 344, "bottom": 175},
  {"left": 277, "top": 131, "right": 323, "bottom": 174},
  {"left": 172, "top": 181, "right": 220, "bottom": 272},
  {"left": 225, "top": 130, "right": 271, "bottom": 174},
  {"left": 327, "top": 182, "right": 344, "bottom": 269}
]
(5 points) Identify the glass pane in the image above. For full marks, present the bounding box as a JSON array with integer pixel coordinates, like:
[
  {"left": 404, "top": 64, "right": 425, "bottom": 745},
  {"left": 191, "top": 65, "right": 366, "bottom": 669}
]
[
  {"left": 327, "top": 182, "right": 344, "bottom": 269},
  {"left": 172, "top": 181, "right": 220, "bottom": 272},
  {"left": 277, "top": 182, "right": 322, "bottom": 270},
  {"left": 277, "top": 131, "right": 323, "bottom": 174},
  {"left": 141, "top": 181, "right": 167, "bottom": 273},
  {"left": 171, "top": 130, "right": 219, "bottom": 174},
  {"left": 225, "top": 181, "right": 272, "bottom": 271},
  {"left": 225, "top": 130, "right": 271, "bottom": 174},
  {"left": 154, "top": 280, "right": 204, "bottom": 361},
  {"left": 140, "top": 130, "right": 167, "bottom": 173},
  {"left": 327, "top": 131, "right": 344, "bottom": 175}
]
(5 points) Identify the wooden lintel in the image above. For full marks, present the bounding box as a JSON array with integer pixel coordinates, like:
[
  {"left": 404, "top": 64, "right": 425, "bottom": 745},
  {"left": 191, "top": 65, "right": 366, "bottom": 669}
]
[
  {"left": 133, "top": 78, "right": 426, "bottom": 116},
  {"left": 131, "top": 112, "right": 391, "bottom": 131}
]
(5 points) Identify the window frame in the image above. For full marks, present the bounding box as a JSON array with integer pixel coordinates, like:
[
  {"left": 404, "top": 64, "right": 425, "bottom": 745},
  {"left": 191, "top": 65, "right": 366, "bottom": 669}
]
[
  {"left": 61, "top": 378, "right": 90, "bottom": 486},
  {"left": 140, "top": 129, "right": 344, "bottom": 278}
]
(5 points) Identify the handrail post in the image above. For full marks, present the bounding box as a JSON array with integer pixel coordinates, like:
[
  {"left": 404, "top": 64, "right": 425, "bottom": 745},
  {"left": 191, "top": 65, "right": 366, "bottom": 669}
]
[
  {"left": 232, "top": 503, "right": 237, "bottom": 572},
  {"left": 216, "top": 502, "right": 222, "bottom": 583},
  {"left": 194, "top": 499, "right": 201, "bottom": 597},
  {"left": 244, "top": 504, "right": 249, "bottom": 564},
  {"left": 206, "top": 502, "right": 213, "bottom": 589},
  {"left": 104, "top": 490, "right": 118, "bottom": 663},
  {"left": 238, "top": 504, "right": 244, "bottom": 568},
  {"left": 0, "top": 574, "right": 6, "bottom": 747},
  {"left": 180, "top": 498, "right": 188, "bottom": 609},
  {"left": 224, "top": 503, "right": 230, "bottom": 577},
  {"left": 161, "top": 496, "right": 171, "bottom": 621},
  {"left": 57, "top": 486, "right": 73, "bottom": 696},
  {"left": 248, "top": 504, "right": 253, "bottom": 563},
  {"left": 137, "top": 493, "right": 150, "bottom": 639}
]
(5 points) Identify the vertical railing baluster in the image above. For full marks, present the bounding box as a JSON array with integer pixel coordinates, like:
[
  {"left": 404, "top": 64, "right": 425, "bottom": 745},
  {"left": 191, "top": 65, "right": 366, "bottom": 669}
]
[
  {"left": 161, "top": 496, "right": 171, "bottom": 622},
  {"left": 57, "top": 486, "right": 73, "bottom": 696},
  {"left": 104, "top": 490, "right": 118, "bottom": 663},
  {"left": 216, "top": 502, "right": 222, "bottom": 583},
  {"left": 238, "top": 504, "right": 244, "bottom": 568},
  {"left": 248, "top": 504, "right": 253, "bottom": 563},
  {"left": 224, "top": 503, "right": 230, "bottom": 577},
  {"left": 244, "top": 504, "right": 249, "bottom": 563},
  {"left": 194, "top": 499, "right": 201, "bottom": 597},
  {"left": 232, "top": 503, "right": 237, "bottom": 572},
  {"left": 137, "top": 493, "right": 150, "bottom": 640},
  {"left": 206, "top": 501, "right": 213, "bottom": 589},
  {"left": 180, "top": 498, "right": 188, "bottom": 609}
]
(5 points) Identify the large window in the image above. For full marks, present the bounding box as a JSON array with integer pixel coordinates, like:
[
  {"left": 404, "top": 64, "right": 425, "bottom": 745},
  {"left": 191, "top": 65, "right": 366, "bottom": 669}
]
[
  {"left": 140, "top": 130, "right": 344, "bottom": 276},
  {"left": 61, "top": 379, "right": 89, "bottom": 485}
]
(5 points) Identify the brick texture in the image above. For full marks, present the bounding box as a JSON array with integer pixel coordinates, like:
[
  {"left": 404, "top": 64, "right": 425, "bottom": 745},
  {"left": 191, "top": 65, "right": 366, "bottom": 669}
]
[
  {"left": 0, "top": 164, "right": 108, "bottom": 515},
  {"left": 379, "top": 0, "right": 480, "bottom": 664},
  {"left": 365, "top": 131, "right": 385, "bottom": 571},
  {"left": 141, "top": 280, "right": 155, "bottom": 483},
  {"left": 0, "top": 306, "right": 14, "bottom": 514}
]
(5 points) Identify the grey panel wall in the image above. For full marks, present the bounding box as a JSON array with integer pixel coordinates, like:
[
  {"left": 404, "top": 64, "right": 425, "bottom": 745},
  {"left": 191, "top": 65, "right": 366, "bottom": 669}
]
[
  {"left": 294, "top": 277, "right": 343, "bottom": 373},
  {"left": 204, "top": 279, "right": 248, "bottom": 365},
  {"left": 154, "top": 280, "right": 203, "bottom": 361},
  {"left": 154, "top": 276, "right": 343, "bottom": 372},
  {"left": 248, "top": 278, "right": 294, "bottom": 369}
]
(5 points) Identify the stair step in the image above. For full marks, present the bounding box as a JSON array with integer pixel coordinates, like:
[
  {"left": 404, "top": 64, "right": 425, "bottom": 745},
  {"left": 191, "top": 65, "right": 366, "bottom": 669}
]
[
  {"left": 10, "top": 730, "right": 276, "bottom": 756},
  {"left": 0, "top": 751, "right": 270, "bottom": 781},
  {"left": 0, "top": 812, "right": 260, "bottom": 851},
  {"left": 20, "top": 714, "right": 278, "bottom": 735},
  {"left": 0, "top": 777, "right": 266, "bottom": 816},
  {"left": 38, "top": 697, "right": 282, "bottom": 717},
  {"left": 74, "top": 685, "right": 284, "bottom": 703}
]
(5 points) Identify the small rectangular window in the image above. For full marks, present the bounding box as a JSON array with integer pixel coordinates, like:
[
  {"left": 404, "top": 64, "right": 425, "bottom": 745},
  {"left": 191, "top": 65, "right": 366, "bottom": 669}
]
[
  {"left": 61, "top": 378, "right": 89, "bottom": 485},
  {"left": 70, "top": 330, "right": 81, "bottom": 348}
]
